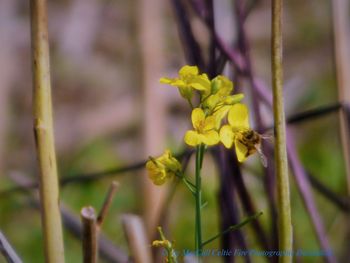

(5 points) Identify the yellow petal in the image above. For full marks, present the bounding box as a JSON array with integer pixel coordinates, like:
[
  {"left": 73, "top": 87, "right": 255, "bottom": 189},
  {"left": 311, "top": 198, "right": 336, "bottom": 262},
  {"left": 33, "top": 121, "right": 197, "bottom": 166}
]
[
  {"left": 219, "top": 125, "right": 234, "bottom": 148},
  {"left": 160, "top": 77, "right": 187, "bottom": 88},
  {"left": 179, "top": 65, "right": 198, "bottom": 76},
  {"left": 235, "top": 138, "right": 248, "bottom": 162},
  {"left": 145, "top": 160, "right": 156, "bottom": 171},
  {"left": 213, "top": 105, "right": 231, "bottom": 129},
  {"left": 146, "top": 161, "right": 167, "bottom": 185},
  {"left": 191, "top": 108, "right": 205, "bottom": 130},
  {"left": 191, "top": 74, "right": 211, "bottom": 91},
  {"left": 203, "top": 115, "right": 216, "bottom": 131},
  {"left": 204, "top": 94, "right": 220, "bottom": 111},
  {"left": 228, "top": 103, "right": 250, "bottom": 129},
  {"left": 202, "top": 130, "right": 220, "bottom": 145},
  {"left": 224, "top": 93, "right": 244, "bottom": 104},
  {"left": 149, "top": 170, "right": 167, "bottom": 185},
  {"left": 161, "top": 149, "right": 181, "bottom": 172},
  {"left": 184, "top": 130, "right": 202, "bottom": 146},
  {"left": 160, "top": 77, "right": 173, "bottom": 84},
  {"left": 172, "top": 79, "right": 187, "bottom": 87}
]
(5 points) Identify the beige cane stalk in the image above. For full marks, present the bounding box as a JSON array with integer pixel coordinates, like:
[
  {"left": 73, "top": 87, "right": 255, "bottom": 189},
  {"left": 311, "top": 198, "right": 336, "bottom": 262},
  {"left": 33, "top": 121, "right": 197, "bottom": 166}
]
[
  {"left": 30, "top": 0, "right": 65, "bottom": 261},
  {"left": 271, "top": 0, "right": 293, "bottom": 261}
]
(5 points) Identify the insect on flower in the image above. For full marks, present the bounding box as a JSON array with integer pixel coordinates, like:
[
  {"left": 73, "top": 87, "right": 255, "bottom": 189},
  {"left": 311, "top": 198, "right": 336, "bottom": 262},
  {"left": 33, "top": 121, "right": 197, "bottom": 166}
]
[
  {"left": 236, "top": 129, "right": 270, "bottom": 167},
  {"left": 220, "top": 103, "right": 270, "bottom": 167}
]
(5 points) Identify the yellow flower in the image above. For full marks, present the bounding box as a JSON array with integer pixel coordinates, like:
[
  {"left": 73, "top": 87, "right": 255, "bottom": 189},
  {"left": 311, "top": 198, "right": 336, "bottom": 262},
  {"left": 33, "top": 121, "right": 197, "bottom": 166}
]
[
  {"left": 184, "top": 108, "right": 220, "bottom": 146},
  {"left": 202, "top": 75, "right": 233, "bottom": 105},
  {"left": 146, "top": 150, "right": 181, "bottom": 185},
  {"left": 160, "top": 65, "right": 210, "bottom": 100},
  {"left": 219, "top": 103, "right": 261, "bottom": 162},
  {"left": 152, "top": 227, "right": 177, "bottom": 263},
  {"left": 153, "top": 239, "right": 175, "bottom": 263}
]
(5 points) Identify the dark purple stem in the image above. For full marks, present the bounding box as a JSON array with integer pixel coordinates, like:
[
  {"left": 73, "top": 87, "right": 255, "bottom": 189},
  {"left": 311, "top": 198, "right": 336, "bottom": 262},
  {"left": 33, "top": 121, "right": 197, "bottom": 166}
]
[
  {"left": 227, "top": 150, "right": 271, "bottom": 252},
  {"left": 171, "top": 0, "right": 205, "bottom": 69},
  {"left": 215, "top": 146, "right": 251, "bottom": 263},
  {"left": 204, "top": 0, "right": 217, "bottom": 77},
  {"left": 287, "top": 132, "right": 336, "bottom": 263}
]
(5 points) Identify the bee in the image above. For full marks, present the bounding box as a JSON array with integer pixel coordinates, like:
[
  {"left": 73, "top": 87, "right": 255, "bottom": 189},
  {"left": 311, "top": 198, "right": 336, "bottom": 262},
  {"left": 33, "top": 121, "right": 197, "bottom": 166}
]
[{"left": 238, "top": 129, "right": 270, "bottom": 167}]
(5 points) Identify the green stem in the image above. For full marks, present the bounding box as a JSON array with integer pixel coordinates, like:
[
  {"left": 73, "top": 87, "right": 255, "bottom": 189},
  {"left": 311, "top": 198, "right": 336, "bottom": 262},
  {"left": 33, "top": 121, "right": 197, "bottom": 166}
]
[
  {"left": 195, "top": 144, "right": 204, "bottom": 257},
  {"left": 182, "top": 178, "right": 196, "bottom": 195},
  {"left": 175, "top": 171, "right": 197, "bottom": 195},
  {"left": 201, "top": 212, "right": 263, "bottom": 247},
  {"left": 272, "top": 0, "right": 293, "bottom": 261}
]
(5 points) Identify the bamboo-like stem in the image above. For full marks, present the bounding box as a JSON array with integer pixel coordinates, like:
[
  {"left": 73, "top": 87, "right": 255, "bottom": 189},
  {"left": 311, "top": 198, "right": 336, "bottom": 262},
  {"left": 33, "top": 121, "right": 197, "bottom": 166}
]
[
  {"left": 271, "top": 0, "right": 293, "bottom": 261},
  {"left": 332, "top": 0, "right": 350, "bottom": 194},
  {"left": 81, "top": 207, "right": 98, "bottom": 263},
  {"left": 29, "top": 0, "right": 65, "bottom": 262}
]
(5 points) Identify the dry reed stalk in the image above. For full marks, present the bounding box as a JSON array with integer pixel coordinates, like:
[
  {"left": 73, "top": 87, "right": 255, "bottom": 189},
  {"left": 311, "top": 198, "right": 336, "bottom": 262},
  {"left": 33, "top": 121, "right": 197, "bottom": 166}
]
[
  {"left": 122, "top": 214, "right": 152, "bottom": 263},
  {"left": 30, "top": 0, "right": 65, "bottom": 261},
  {"left": 332, "top": 0, "right": 350, "bottom": 193},
  {"left": 138, "top": 0, "right": 167, "bottom": 235},
  {"left": 271, "top": 0, "right": 293, "bottom": 261}
]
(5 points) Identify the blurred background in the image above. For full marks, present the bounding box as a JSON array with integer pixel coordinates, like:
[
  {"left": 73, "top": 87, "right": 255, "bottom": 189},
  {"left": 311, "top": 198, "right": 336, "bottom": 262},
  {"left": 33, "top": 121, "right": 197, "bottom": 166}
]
[{"left": 0, "top": 0, "right": 349, "bottom": 262}]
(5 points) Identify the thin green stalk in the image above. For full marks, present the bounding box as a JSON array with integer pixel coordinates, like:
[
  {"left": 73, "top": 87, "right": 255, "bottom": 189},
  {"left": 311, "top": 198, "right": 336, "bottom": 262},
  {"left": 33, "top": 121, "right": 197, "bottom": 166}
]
[
  {"left": 202, "top": 212, "right": 263, "bottom": 247},
  {"left": 30, "top": 0, "right": 65, "bottom": 262},
  {"left": 271, "top": 0, "right": 293, "bottom": 261},
  {"left": 195, "top": 144, "right": 204, "bottom": 257}
]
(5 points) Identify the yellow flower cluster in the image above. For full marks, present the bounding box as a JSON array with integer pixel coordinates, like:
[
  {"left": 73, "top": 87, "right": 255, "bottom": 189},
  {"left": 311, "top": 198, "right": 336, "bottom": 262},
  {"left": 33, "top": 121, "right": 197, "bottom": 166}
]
[
  {"left": 146, "top": 150, "right": 181, "bottom": 185},
  {"left": 161, "top": 65, "right": 263, "bottom": 163},
  {"left": 147, "top": 65, "right": 265, "bottom": 185}
]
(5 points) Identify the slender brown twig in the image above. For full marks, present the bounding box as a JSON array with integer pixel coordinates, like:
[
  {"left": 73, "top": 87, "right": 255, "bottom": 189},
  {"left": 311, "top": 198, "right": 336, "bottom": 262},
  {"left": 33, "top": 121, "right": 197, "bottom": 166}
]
[
  {"left": 81, "top": 180, "right": 119, "bottom": 263},
  {"left": 97, "top": 181, "right": 119, "bottom": 226},
  {"left": 81, "top": 207, "right": 98, "bottom": 263}
]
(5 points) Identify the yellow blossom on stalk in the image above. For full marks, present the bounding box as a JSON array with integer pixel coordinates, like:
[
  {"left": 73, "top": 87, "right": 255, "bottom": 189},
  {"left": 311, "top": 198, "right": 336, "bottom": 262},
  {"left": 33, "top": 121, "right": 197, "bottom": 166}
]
[
  {"left": 160, "top": 65, "right": 210, "bottom": 100},
  {"left": 152, "top": 239, "right": 172, "bottom": 249},
  {"left": 202, "top": 75, "right": 234, "bottom": 107},
  {"left": 184, "top": 108, "right": 220, "bottom": 146},
  {"left": 219, "top": 103, "right": 261, "bottom": 162},
  {"left": 146, "top": 150, "right": 181, "bottom": 185},
  {"left": 152, "top": 227, "right": 177, "bottom": 263}
]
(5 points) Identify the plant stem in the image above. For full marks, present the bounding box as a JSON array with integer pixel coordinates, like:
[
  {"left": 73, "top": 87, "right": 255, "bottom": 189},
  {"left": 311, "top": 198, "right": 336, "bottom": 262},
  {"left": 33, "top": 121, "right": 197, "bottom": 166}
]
[
  {"left": 271, "top": 0, "right": 293, "bottom": 261},
  {"left": 81, "top": 207, "right": 98, "bottom": 263},
  {"left": 195, "top": 144, "right": 204, "bottom": 257},
  {"left": 30, "top": 0, "right": 65, "bottom": 262},
  {"left": 202, "top": 212, "right": 263, "bottom": 247}
]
